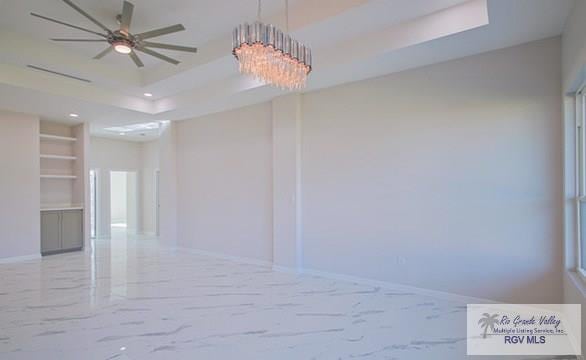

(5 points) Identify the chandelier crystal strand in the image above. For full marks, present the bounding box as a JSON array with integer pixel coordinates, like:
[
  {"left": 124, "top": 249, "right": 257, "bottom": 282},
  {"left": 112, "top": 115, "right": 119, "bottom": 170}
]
[{"left": 232, "top": 0, "right": 312, "bottom": 90}]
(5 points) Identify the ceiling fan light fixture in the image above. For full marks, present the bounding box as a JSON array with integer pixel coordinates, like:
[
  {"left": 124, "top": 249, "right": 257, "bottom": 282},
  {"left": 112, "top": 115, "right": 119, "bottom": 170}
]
[{"left": 113, "top": 40, "right": 132, "bottom": 54}]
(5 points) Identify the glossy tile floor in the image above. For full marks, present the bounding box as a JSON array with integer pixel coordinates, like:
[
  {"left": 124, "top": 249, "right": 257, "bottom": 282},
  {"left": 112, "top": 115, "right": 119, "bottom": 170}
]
[{"left": 0, "top": 231, "right": 574, "bottom": 359}]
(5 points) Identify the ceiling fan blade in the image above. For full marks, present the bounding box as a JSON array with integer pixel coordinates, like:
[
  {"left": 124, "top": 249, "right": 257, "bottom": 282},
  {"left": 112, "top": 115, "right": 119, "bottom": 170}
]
[
  {"left": 120, "top": 1, "right": 134, "bottom": 34},
  {"left": 62, "top": 0, "right": 112, "bottom": 34},
  {"left": 51, "top": 38, "right": 107, "bottom": 42},
  {"left": 141, "top": 42, "right": 197, "bottom": 53},
  {"left": 135, "top": 47, "right": 180, "bottom": 65},
  {"left": 129, "top": 51, "right": 144, "bottom": 68},
  {"left": 93, "top": 46, "right": 113, "bottom": 59},
  {"left": 31, "top": 13, "right": 107, "bottom": 38},
  {"left": 135, "top": 24, "right": 185, "bottom": 40}
]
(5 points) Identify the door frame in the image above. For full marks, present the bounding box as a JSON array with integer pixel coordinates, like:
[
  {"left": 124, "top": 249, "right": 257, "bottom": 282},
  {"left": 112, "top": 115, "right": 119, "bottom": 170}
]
[{"left": 155, "top": 169, "right": 160, "bottom": 237}]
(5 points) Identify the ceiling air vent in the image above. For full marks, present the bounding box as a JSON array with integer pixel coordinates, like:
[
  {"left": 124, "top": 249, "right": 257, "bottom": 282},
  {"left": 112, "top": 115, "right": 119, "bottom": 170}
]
[{"left": 26, "top": 65, "right": 91, "bottom": 83}]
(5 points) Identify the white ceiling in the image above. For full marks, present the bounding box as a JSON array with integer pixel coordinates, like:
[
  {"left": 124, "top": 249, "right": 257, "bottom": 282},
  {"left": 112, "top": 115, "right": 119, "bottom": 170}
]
[
  {"left": 0, "top": 0, "right": 576, "bottom": 141},
  {"left": 0, "top": 0, "right": 306, "bottom": 67}
]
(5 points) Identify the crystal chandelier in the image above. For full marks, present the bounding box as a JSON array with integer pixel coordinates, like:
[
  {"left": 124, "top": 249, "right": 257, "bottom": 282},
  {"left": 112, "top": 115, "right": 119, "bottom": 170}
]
[{"left": 232, "top": 0, "right": 312, "bottom": 90}]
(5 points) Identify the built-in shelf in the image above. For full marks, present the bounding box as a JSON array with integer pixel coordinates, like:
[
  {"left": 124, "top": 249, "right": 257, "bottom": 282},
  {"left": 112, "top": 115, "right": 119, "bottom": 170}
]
[
  {"left": 39, "top": 134, "right": 77, "bottom": 142},
  {"left": 40, "top": 154, "right": 77, "bottom": 161},
  {"left": 40, "top": 174, "right": 77, "bottom": 179},
  {"left": 41, "top": 205, "right": 83, "bottom": 211},
  {"left": 39, "top": 121, "right": 87, "bottom": 255}
]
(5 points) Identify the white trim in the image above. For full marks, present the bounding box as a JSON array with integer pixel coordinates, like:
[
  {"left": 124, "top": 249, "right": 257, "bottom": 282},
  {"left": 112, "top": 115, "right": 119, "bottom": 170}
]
[
  {"left": 0, "top": 253, "right": 41, "bottom": 264},
  {"left": 272, "top": 265, "right": 302, "bottom": 274},
  {"left": 564, "top": 92, "right": 579, "bottom": 276},
  {"left": 138, "top": 231, "right": 157, "bottom": 237},
  {"left": 155, "top": 169, "right": 160, "bottom": 237},
  {"left": 576, "top": 88, "right": 586, "bottom": 277},
  {"left": 579, "top": 267, "right": 586, "bottom": 284},
  {"left": 568, "top": 270, "right": 586, "bottom": 299},
  {"left": 180, "top": 247, "right": 497, "bottom": 305},
  {"left": 580, "top": 87, "right": 585, "bottom": 274}
]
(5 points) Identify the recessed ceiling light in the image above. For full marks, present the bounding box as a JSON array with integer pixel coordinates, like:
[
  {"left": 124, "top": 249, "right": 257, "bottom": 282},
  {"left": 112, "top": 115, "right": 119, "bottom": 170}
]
[
  {"left": 144, "top": 93, "right": 153, "bottom": 97},
  {"left": 119, "top": 132, "right": 125, "bottom": 135},
  {"left": 69, "top": 113, "right": 79, "bottom": 118}
]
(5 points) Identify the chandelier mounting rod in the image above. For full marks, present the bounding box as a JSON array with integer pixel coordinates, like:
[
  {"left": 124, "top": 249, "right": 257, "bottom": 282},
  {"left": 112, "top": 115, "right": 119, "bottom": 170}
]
[{"left": 285, "top": 0, "right": 289, "bottom": 32}]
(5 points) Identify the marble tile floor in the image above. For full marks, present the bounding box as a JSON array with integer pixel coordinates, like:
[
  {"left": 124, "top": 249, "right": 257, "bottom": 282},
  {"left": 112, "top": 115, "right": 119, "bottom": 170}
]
[{"left": 0, "top": 232, "right": 577, "bottom": 359}]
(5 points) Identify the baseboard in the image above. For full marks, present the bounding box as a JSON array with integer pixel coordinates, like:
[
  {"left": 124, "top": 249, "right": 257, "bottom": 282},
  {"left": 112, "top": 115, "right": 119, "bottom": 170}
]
[
  {"left": 177, "top": 247, "right": 497, "bottom": 304},
  {"left": 299, "top": 267, "right": 498, "bottom": 305},
  {"left": 0, "top": 253, "right": 41, "bottom": 264},
  {"left": 272, "top": 265, "right": 302, "bottom": 274},
  {"left": 176, "top": 247, "right": 273, "bottom": 268},
  {"left": 139, "top": 231, "right": 156, "bottom": 237},
  {"left": 565, "top": 271, "right": 586, "bottom": 298}
]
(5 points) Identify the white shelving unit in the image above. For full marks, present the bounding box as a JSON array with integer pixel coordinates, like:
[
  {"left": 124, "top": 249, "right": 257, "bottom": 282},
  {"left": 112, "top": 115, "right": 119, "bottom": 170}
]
[
  {"left": 39, "top": 121, "right": 85, "bottom": 206},
  {"left": 39, "top": 120, "right": 89, "bottom": 256}
]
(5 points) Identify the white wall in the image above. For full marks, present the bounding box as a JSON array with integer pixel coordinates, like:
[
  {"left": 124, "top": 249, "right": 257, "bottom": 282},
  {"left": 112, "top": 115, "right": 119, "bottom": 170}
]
[
  {"left": 272, "top": 95, "right": 303, "bottom": 269},
  {"left": 174, "top": 38, "right": 563, "bottom": 303},
  {"left": 158, "top": 122, "right": 177, "bottom": 246},
  {"left": 176, "top": 104, "right": 274, "bottom": 262},
  {"left": 0, "top": 110, "right": 40, "bottom": 260},
  {"left": 141, "top": 140, "right": 160, "bottom": 235},
  {"left": 301, "top": 37, "right": 562, "bottom": 303},
  {"left": 90, "top": 137, "right": 142, "bottom": 171}
]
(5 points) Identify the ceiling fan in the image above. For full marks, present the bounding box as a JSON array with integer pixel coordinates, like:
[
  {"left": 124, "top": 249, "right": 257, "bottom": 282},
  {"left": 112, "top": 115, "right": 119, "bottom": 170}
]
[{"left": 31, "top": 0, "right": 197, "bottom": 67}]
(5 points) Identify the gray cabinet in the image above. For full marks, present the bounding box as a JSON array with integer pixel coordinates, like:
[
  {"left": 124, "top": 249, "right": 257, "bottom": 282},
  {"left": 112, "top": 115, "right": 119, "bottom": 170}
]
[
  {"left": 61, "top": 210, "right": 83, "bottom": 250},
  {"left": 41, "top": 209, "right": 83, "bottom": 255},
  {"left": 41, "top": 211, "right": 61, "bottom": 253}
]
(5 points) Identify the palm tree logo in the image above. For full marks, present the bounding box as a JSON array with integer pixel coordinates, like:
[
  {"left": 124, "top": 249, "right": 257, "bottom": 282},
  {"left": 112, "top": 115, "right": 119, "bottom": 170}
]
[{"left": 478, "top": 313, "right": 500, "bottom": 339}]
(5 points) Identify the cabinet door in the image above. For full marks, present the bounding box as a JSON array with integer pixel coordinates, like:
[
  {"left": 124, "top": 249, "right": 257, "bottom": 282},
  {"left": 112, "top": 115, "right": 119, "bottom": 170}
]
[
  {"left": 61, "top": 210, "right": 83, "bottom": 250},
  {"left": 41, "top": 211, "right": 61, "bottom": 253}
]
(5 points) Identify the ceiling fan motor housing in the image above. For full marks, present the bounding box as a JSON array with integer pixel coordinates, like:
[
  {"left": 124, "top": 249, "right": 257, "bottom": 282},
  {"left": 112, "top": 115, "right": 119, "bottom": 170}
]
[{"left": 109, "top": 31, "right": 135, "bottom": 47}]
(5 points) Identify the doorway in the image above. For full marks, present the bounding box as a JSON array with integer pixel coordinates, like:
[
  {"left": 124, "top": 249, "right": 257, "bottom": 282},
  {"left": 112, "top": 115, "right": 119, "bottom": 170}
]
[{"left": 110, "top": 171, "right": 138, "bottom": 235}]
